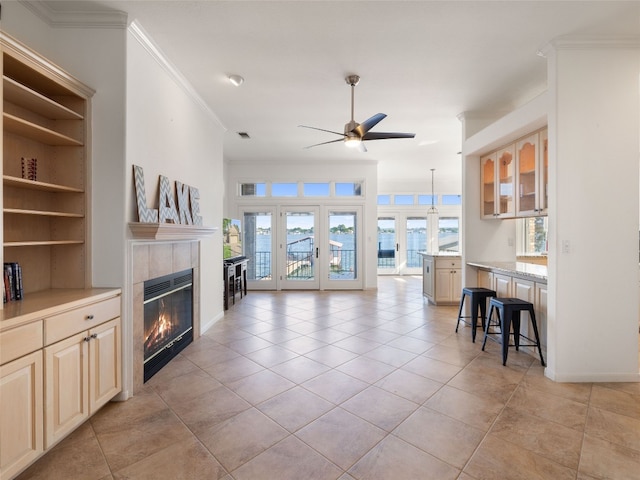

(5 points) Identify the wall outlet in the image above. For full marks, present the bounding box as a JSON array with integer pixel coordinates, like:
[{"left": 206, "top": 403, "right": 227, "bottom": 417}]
[{"left": 562, "top": 240, "right": 570, "bottom": 253}]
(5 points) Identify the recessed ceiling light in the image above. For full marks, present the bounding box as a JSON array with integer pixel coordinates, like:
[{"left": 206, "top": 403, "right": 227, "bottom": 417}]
[{"left": 228, "top": 74, "right": 244, "bottom": 87}]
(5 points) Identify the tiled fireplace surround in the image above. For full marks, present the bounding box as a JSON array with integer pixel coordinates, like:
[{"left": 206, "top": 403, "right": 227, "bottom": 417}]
[{"left": 131, "top": 241, "right": 201, "bottom": 393}]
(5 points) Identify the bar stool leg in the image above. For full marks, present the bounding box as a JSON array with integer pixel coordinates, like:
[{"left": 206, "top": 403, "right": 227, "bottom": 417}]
[
  {"left": 500, "top": 307, "right": 510, "bottom": 366},
  {"left": 470, "top": 295, "right": 480, "bottom": 343},
  {"left": 528, "top": 308, "right": 546, "bottom": 367},
  {"left": 481, "top": 304, "right": 495, "bottom": 351},
  {"left": 455, "top": 294, "right": 466, "bottom": 334}
]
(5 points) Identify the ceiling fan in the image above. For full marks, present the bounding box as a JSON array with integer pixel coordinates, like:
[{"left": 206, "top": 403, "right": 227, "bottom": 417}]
[{"left": 299, "top": 75, "right": 415, "bottom": 152}]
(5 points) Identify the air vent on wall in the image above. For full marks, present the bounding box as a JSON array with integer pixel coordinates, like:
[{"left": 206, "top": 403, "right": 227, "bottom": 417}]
[{"left": 237, "top": 132, "right": 250, "bottom": 139}]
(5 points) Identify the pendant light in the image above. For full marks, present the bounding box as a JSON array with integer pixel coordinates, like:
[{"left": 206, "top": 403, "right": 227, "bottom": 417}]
[{"left": 427, "top": 168, "right": 439, "bottom": 254}]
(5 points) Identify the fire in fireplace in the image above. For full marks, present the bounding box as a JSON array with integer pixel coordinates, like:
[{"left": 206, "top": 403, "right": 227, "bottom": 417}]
[{"left": 144, "top": 269, "right": 193, "bottom": 382}]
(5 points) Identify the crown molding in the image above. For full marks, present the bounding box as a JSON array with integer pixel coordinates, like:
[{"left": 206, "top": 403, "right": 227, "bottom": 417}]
[
  {"left": 19, "top": 1, "right": 128, "bottom": 28},
  {"left": 540, "top": 34, "right": 640, "bottom": 56},
  {"left": 128, "top": 20, "right": 227, "bottom": 131}
]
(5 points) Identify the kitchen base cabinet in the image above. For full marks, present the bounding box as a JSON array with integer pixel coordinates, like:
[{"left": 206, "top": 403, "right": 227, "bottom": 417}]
[
  {"left": 421, "top": 254, "right": 461, "bottom": 305},
  {"left": 0, "top": 351, "right": 43, "bottom": 480}
]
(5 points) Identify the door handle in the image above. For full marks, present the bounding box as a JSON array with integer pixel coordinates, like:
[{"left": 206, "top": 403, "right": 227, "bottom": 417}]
[
  {"left": 396, "top": 243, "right": 399, "bottom": 251},
  {"left": 315, "top": 247, "right": 318, "bottom": 258}
]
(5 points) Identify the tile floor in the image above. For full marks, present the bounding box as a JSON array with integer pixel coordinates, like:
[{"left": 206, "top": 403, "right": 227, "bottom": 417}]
[{"left": 16, "top": 276, "right": 640, "bottom": 480}]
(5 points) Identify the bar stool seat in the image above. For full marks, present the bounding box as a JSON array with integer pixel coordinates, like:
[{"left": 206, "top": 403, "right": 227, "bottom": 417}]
[
  {"left": 482, "top": 297, "right": 545, "bottom": 366},
  {"left": 455, "top": 287, "right": 496, "bottom": 342}
]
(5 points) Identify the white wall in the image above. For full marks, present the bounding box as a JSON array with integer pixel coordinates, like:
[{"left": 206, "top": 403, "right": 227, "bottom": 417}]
[
  {"left": 546, "top": 40, "right": 639, "bottom": 382},
  {"left": 226, "top": 160, "right": 378, "bottom": 289},
  {"left": 125, "top": 23, "right": 225, "bottom": 328}
]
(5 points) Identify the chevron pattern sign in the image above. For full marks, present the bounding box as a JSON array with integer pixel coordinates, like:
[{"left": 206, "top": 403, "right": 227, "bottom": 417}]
[
  {"left": 133, "top": 165, "right": 159, "bottom": 223},
  {"left": 176, "top": 181, "right": 193, "bottom": 225},
  {"left": 159, "top": 175, "right": 180, "bottom": 224}
]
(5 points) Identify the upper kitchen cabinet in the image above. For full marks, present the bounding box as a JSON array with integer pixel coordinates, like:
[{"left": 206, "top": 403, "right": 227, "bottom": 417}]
[
  {"left": 481, "top": 145, "right": 515, "bottom": 219},
  {"left": 516, "top": 129, "right": 548, "bottom": 216}
]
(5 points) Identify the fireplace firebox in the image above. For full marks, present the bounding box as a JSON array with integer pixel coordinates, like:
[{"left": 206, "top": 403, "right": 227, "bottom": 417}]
[{"left": 144, "top": 269, "right": 193, "bottom": 382}]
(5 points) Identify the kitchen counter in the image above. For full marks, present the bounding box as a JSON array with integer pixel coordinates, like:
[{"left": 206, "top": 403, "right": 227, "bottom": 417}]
[{"left": 467, "top": 261, "right": 547, "bottom": 283}]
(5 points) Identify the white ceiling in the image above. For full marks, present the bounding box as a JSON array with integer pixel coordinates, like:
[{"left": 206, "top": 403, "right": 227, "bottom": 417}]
[{"left": 29, "top": 1, "right": 640, "bottom": 192}]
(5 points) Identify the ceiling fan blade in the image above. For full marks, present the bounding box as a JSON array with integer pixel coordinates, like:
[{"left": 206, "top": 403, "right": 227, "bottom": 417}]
[
  {"left": 362, "top": 131, "right": 416, "bottom": 141},
  {"left": 353, "top": 113, "right": 387, "bottom": 136},
  {"left": 298, "top": 125, "right": 344, "bottom": 136},
  {"left": 303, "top": 138, "right": 345, "bottom": 149}
]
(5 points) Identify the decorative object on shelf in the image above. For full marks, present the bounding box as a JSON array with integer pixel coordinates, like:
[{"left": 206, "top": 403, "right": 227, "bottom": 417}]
[
  {"left": 4, "top": 262, "right": 23, "bottom": 302},
  {"left": 133, "top": 165, "right": 159, "bottom": 223},
  {"left": 427, "top": 168, "right": 439, "bottom": 254},
  {"left": 132, "top": 164, "right": 203, "bottom": 226},
  {"left": 21, "top": 157, "right": 37, "bottom": 181}
]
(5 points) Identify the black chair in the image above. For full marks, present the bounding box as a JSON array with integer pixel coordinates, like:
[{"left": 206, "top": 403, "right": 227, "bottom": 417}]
[
  {"left": 455, "top": 287, "right": 496, "bottom": 342},
  {"left": 482, "top": 297, "right": 545, "bottom": 366}
]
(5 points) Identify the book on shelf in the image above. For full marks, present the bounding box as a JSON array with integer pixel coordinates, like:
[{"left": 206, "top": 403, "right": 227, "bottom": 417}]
[{"left": 4, "top": 262, "right": 23, "bottom": 303}]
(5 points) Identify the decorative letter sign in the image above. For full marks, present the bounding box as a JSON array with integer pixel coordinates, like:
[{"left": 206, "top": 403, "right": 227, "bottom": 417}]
[
  {"left": 133, "top": 165, "right": 159, "bottom": 223},
  {"left": 133, "top": 165, "right": 203, "bottom": 226}
]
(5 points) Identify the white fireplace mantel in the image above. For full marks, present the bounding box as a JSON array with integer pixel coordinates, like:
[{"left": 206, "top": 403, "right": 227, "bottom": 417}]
[{"left": 128, "top": 222, "right": 217, "bottom": 241}]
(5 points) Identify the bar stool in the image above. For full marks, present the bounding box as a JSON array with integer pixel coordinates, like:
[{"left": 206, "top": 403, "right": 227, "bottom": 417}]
[
  {"left": 455, "top": 287, "right": 496, "bottom": 342},
  {"left": 482, "top": 297, "right": 545, "bottom": 366}
]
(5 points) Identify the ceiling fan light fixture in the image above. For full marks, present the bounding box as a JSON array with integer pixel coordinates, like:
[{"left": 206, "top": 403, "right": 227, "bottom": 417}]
[
  {"left": 228, "top": 74, "right": 244, "bottom": 87},
  {"left": 344, "top": 136, "right": 362, "bottom": 148}
]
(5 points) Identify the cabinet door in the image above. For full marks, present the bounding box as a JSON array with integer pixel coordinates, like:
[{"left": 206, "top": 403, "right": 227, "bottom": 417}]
[
  {"left": 89, "top": 318, "right": 121, "bottom": 413},
  {"left": 451, "top": 269, "right": 462, "bottom": 303},
  {"left": 535, "top": 283, "right": 548, "bottom": 348},
  {"left": 435, "top": 269, "right": 454, "bottom": 303},
  {"left": 0, "top": 351, "right": 43, "bottom": 479},
  {"left": 480, "top": 153, "right": 497, "bottom": 218},
  {"left": 493, "top": 274, "right": 512, "bottom": 297},
  {"left": 516, "top": 134, "right": 539, "bottom": 216},
  {"left": 496, "top": 145, "right": 515, "bottom": 217},
  {"left": 539, "top": 129, "right": 549, "bottom": 215},
  {"left": 422, "top": 257, "right": 434, "bottom": 298},
  {"left": 44, "top": 332, "right": 89, "bottom": 449},
  {"left": 477, "top": 270, "right": 493, "bottom": 289}
]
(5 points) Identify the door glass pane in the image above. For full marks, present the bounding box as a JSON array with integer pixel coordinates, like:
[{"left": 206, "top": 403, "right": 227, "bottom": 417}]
[
  {"left": 377, "top": 217, "right": 396, "bottom": 269},
  {"left": 439, "top": 217, "right": 459, "bottom": 252},
  {"left": 328, "top": 211, "right": 357, "bottom": 280},
  {"left": 406, "top": 217, "right": 426, "bottom": 267},
  {"left": 243, "top": 212, "right": 272, "bottom": 281},
  {"left": 286, "top": 212, "right": 315, "bottom": 280}
]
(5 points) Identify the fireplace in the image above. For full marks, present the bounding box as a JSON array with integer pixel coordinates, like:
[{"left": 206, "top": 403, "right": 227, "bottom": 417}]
[{"left": 143, "top": 268, "right": 194, "bottom": 382}]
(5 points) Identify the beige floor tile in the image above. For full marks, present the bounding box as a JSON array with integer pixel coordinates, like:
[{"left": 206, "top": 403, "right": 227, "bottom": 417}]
[
  {"left": 333, "top": 335, "right": 383, "bottom": 354},
  {"left": 171, "top": 383, "right": 252, "bottom": 434},
  {"left": 579, "top": 434, "right": 640, "bottom": 480},
  {"left": 394, "top": 406, "right": 484, "bottom": 468},
  {"left": 112, "top": 436, "right": 227, "bottom": 479},
  {"left": 590, "top": 384, "right": 640, "bottom": 421},
  {"left": 585, "top": 406, "right": 640, "bottom": 453},
  {"left": 231, "top": 435, "right": 343, "bottom": 480},
  {"left": 306, "top": 327, "right": 353, "bottom": 344},
  {"left": 362, "top": 344, "right": 418, "bottom": 367},
  {"left": 507, "top": 384, "right": 588, "bottom": 431},
  {"left": 336, "top": 356, "right": 396, "bottom": 384},
  {"left": 270, "top": 355, "right": 331, "bottom": 384},
  {"left": 522, "top": 367, "right": 592, "bottom": 404},
  {"left": 422, "top": 343, "right": 479, "bottom": 367},
  {"left": 303, "top": 344, "right": 359, "bottom": 367},
  {"left": 226, "top": 369, "right": 295, "bottom": 405},
  {"left": 203, "top": 354, "right": 265, "bottom": 384},
  {"left": 197, "top": 407, "right": 289, "bottom": 472},
  {"left": 341, "top": 386, "right": 420, "bottom": 432},
  {"left": 94, "top": 408, "right": 195, "bottom": 473},
  {"left": 16, "top": 423, "right": 110, "bottom": 480},
  {"left": 302, "top": 369, "right": 369, "bottom": 404},
  {"left": 464, "top": 434, "right": 577, "bottom": 480},
  {"left": 227, "top": 335, "right": 275, "bottom": 355},
  {"left": 245, "top": 344, "right": 300, "bottom": 368},
  {"left": 386, "top": 335, "right": 436, "bottom": 354},
  {"left": 423, "top": 384, "right": 503, "bottom": 431},
  {"left": 257, "top": 386, "right": 334, "bottom": 432},
  {"left": 255, "top": 327, "right": 302, "bottom": 344},
  {"left": 296, "top": 407, "right": 386, "bottom": 469},
  {"left": 447, "top": 367, "right": 519, "bottom": 404},
  {"left": 401, "top": 354, "right": 462, "bottom": 383},
  {"left": 151, "top": 369, "right": 222, "bottom": 408},
  {"left": 348, "top": 435, "right": 460, "bottom": 480},
  {"left": 180, "top": 339, "right": 241, "bottom": 368},
  {"left": 490, "top": 406, "right": 583, "bottom": 469},
  {"left": 375, "top": 368, "right": 443, "bottom": 404},
  {"left": 144, "top": 354, "right": 200, "bottom": 386}
]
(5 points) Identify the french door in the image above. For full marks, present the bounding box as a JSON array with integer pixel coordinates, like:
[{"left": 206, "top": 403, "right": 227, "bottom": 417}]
[
  {"left": 377, "top": 214, "right": 427, "bottom": 275},
  {"left": 242, "top": 205, "right": 362, "bottom": 290}
]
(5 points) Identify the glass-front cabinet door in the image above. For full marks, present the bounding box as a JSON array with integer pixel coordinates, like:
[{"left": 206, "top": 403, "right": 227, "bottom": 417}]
[
  {"left": 496, "top": 145, "right": 515, "bottom": 217},
  {"left": 481, "top": 153, "right": 496, "bottom": 218},
  {"left": 516, "top": 129, "right": 548, "bottom": 216}
]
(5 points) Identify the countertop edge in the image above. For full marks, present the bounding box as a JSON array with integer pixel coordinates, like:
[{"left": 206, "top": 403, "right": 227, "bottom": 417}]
[{"left": 467, "top": 261, "right": 547, "bottom": 282}]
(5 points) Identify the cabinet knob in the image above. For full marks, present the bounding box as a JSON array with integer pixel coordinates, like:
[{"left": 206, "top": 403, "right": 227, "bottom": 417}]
[
  {"left": 84, "top": 336, "right": 91, "bottom": 342},
  {"left": 86, "top": 314, "right": 94, "bottom": 320},
  {"left": 91, "top": 333, "right": 98, "bottom": 339}
]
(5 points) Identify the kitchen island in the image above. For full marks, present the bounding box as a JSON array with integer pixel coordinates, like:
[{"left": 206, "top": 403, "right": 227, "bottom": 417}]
[{"left": 418, "top": 252, "right": 462, "bottom": 305}]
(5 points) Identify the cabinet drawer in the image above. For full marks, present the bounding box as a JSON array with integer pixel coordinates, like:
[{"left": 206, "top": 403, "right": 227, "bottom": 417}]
[
  {"left": 435, "top": 257, "right": 461, "bottom": 269},
  {"left": 0, "top": 321, "right": 43, "bottom": 365},
  {"left": 44, "top": 296, "right": 121, "bottom": 345}
]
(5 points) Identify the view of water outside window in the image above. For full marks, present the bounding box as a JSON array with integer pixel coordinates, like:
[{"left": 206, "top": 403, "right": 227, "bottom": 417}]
[{"left": 439, "top": 217, "right": 459, "bottom": 252}]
